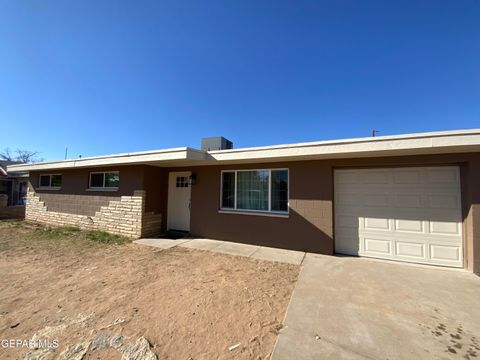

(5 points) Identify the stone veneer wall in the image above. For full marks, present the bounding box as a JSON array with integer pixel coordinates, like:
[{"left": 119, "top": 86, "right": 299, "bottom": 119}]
[{"left": 25, "top": 190, "right": 162, "bottom": 238}]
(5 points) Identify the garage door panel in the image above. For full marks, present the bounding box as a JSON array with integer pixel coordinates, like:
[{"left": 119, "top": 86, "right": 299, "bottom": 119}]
[
  {"left": 364, "top": 217, "right": 390, "bottom": 231},
  {"left": 335, "top": 171, "right": 360, "bottom": 184},
  {"left": 361, "top": 171, "right": 390, "bottom": 184},
  {"left": 363, "top": 237, "right": 392, "bottom": 255},
  {"left": 430, "top": 244, "right": 461, "bottom": 262},
  {"left": 393, "top": 194, "right": 423, "bottom": 208},
  {"left": 396, "top": 241, "right": 426, "bottom": 259},
  {"left": 392, "top": 232, "right": 461, "bottom": 244},
  {"left": 430, "top": 221, "right": 461, "bottom": 235},
  {"left": 363, "top": 194, "right": 390, "bottom": 207},
  {"left": 336, "top": 215, "right": 358, "bottom": 228},
  {"left": 350, "top": 207, "right": 458, "bottom": 223},
  {"left": 334, "top": 166, "right": 463, "bottom": 268},
  {"left": 336, "top": 193, "right": 362, "bottom": 206},
  {"left": 428, "top": 194, "right": 461, "bottom": 210},
  {"left": 395, "top": 219, "right": 424, "bottom": 233},
  {"left": 393, "top": 170, "right": 422, "bottom": 184},
  {"left": 335, "top": 229, "right": 359, "bottom": 241},
  {"left": 426, "top": 168, "right": 459, "bottom": 184}
]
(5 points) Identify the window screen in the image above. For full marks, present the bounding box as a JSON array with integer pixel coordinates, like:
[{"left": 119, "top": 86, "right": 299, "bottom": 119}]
[
  {"left": 221, "top": 172, "right": 235, "bottom": 208},
  {"left": 220, "top": 169, "right": 289, "bottom": 213}
]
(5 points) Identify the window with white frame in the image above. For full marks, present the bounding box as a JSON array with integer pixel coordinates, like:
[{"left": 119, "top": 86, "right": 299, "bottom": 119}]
[
  {"left": 221, "top": 169, "right": 289, "bottom": 213},
  {"left": 38, "top": 174, "right": 62, "bottom": 189},
  {"left": 89, "top": 172, "right": 119, "bottom": 189}
]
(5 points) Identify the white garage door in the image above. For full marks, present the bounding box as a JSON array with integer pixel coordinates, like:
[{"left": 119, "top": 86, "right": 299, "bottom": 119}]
[{"left": 334, "top": 166, "right": 463, "bottom": 267}]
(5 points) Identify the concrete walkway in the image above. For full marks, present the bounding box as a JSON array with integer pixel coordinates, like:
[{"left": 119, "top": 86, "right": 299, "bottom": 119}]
[
  {"left": 134, "top": 238, "right": 306, "bottom": 265},
  {"left": 272, "top": 253, "right": 480, "bottom": 360}
]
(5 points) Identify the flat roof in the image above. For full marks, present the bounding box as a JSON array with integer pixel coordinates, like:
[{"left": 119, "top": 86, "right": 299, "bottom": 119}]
[{"left": 8, "top": 129, "right": 480, "bottom": 172}]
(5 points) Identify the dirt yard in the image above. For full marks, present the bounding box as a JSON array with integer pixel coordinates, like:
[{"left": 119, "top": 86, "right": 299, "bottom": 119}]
[{"left": 0, "top": 221, "right": 299, "bottom": 360}]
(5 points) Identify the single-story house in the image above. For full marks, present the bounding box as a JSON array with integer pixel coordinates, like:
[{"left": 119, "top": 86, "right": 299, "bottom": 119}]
[
  {"left": 0, "top": 161, "right": 28, "bottom": 219},
  {"left": 8, "top": 129, "right": 480, "bottom": 274},
  {"left": 0, "top": 161, "right": 28, "bottom": 206}
]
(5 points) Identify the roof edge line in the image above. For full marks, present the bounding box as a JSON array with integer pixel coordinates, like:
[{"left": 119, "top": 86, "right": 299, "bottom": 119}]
[{"left": 207, "top": 129, "right": 480, "bottom": 154}]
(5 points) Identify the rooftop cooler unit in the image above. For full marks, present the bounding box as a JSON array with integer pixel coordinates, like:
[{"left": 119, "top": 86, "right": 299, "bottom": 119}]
[{"left": 201, "top": 137, "right": 233, "bottom": 151}]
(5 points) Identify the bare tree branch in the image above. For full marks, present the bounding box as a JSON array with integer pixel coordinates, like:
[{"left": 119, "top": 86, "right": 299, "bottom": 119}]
[
  {"left": 0, "top": 148, "right": 14, "bottom": 161},
  {"left": 0, "top": 148, "right": 43, "bottom": 163},
  {"left": 15, "top": 149, "right": 43, "bottom": 163}
]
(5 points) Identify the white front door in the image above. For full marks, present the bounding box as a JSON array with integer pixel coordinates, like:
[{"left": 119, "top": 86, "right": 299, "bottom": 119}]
[
  {"left": 334, "top": 166, "right": 463, "bottom": 268},
  {"left": 167, "top": 171, "right": 191, "bottom": 232}
]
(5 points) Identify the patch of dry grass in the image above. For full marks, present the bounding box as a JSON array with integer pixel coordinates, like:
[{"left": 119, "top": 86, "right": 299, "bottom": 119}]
[{"left": 0, "top": 220, "right": 131, "bottom": 255}]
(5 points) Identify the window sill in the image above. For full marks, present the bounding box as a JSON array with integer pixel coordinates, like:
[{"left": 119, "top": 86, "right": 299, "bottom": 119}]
[
  {"left": 36, "top": 187, "right": 61, "bottom": 191},
  {"left": 86, "top": 187, "right": 119, "bottom": 192},
  {"left": 218, "top": 209, "right": 289, "bottom": 218}
]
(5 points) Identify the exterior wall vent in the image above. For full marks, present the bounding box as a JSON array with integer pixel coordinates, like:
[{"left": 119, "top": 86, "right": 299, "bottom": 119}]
[{"left": 201, "top": 137, "right": 233, "bottom": 151}]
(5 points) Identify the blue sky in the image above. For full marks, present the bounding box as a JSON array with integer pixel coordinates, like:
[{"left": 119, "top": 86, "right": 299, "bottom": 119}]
[{"left": 0, "top": 0, "right": 479, "bottom": 161}]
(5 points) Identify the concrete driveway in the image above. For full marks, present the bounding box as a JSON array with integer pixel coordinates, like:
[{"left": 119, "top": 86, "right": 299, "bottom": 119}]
[{"left": 272, "top": 254, "right": 480, "bottom": 360}]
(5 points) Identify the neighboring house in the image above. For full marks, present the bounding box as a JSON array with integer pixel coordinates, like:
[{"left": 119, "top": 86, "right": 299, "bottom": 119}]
[
  {"left": 8, "top": 129, "right": 480, "bottom": 274},
  {"left": 0, "top": 161, "right": 28, "bottom": 206},
  {"left": 0, "top": 161, "right": 28, "bottom": 219}
]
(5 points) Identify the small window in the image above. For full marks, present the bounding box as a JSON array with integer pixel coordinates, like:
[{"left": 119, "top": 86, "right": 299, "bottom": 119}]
[
  {"left": 104, "top": 172, "right": 119, "bottom": 188},
  {"left": 176, "top": 176, "right": 189, "bottom": 188},
  {"left": 271, "top": 170, "right": 288, "bottom": 212},
  {"left": 89, "top": 172, "right": 119, "bottom": 189},
  {"left": 39, "top": 175, "right": 50, "bottom": 187},
  {"left": 51, "top": 175, "right": 62, "bottom": 188},
  {"left": 90, "top": 173, "right": 104, "bottom": 188},
  {"left": 38, "top": 174, "right": 62, "bottom": 189},
  {"left": 220, "top": 169, "right": 289, "bottom": 214},
  {"left": 221, "top": 172, "right": 235, "bottom": 208}
]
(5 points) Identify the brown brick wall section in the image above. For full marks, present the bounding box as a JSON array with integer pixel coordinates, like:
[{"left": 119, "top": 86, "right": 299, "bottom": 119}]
[
  {"left": 0, "top": 194, "right": 25, "bottom": 219},
  {"left": 29, "top": 166, "right": 144, "bottom": 197},
  {"left": 0, "top": 205, "right": 25, "bottom": 219},
  {"left": 38, "top": 193, "right": 120, "bottom": 216},
  {"left": 142, "top": 212, "right": 163, "bottom": 237},
  {"left": 25, "top": 190, "right": 162, "bottom": 238},
  {"left": 0, "top": 194, "right": 7, "bottom": 208}
]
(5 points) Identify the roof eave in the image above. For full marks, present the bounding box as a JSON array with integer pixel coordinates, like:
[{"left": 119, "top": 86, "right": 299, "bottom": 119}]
[
  {"left": 208, "top": 131, "right": 480, "bottom": 162},
  {"left": 7, "top": 148, "right": 207, "bottom": 172},
  {"left": 6, "top": 129, "right": 480, "bottom": 172}
]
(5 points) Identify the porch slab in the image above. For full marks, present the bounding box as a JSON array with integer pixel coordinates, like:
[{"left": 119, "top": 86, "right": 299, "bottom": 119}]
[
  {"left": 206, "top": 241, "right": 260, "bottom": 257},
  {"left": 136, "top": 237, "right": 307, "bottom": 265},
  {"left": 250, "top": 246, "right": 305, "bottom": 265},
  {"left": 134, "top": 238, "right": 191, "bottom": 249},
  {"left": 179, "top": 239, "right": 306, "bottom": 264},
  {"left": 178, "top": 238, "right": 225, "bottom": 251}
]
